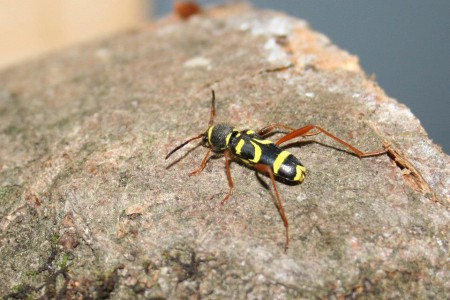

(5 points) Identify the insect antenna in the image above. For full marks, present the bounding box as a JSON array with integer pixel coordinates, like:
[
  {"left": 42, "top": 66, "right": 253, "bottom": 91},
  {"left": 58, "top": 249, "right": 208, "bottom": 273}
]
[
  {"left": 166, "top": 90, "right": 216, "bottom": 160},
  {"left": 165, "top": 133, "right": 204, "bottom": 159},
  {"left": 209, "top": 90, "right": 216, "bottom": 126}
]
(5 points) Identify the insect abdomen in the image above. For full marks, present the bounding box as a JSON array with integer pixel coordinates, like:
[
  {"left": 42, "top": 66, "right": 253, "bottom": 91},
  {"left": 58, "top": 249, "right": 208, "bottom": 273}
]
[
  {"left": 230, "top": 132, "right": 306, "bottom": 182},
  {"left": 273, "top": 151, "right": 305, "bottom": 182}
]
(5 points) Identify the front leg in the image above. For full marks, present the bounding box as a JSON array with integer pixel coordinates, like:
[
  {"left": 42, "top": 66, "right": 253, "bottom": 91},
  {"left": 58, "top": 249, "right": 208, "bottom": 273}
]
[
  {"left": 189, "top": 148, "right": 212, "bottom": 176},
  {"left": 221, "top": 150, "right": 234, "bottom": 205}
]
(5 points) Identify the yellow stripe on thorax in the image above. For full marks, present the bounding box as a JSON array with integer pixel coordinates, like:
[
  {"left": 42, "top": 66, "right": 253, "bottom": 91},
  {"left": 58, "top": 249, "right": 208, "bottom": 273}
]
[
  {"left": 207, "top": 125, "right": 214, "bottom": 145},
  {"left": 273, "top": 150, "right": 290, "bottom": 174},
  {"left": 249, "top": 141, "right": 262, "bottom": 163}
]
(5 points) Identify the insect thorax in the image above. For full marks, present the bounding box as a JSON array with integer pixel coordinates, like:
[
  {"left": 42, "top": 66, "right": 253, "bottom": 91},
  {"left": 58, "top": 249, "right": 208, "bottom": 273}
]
[{"left": 207, "top": 123, "right": 235, "bottom": 151}]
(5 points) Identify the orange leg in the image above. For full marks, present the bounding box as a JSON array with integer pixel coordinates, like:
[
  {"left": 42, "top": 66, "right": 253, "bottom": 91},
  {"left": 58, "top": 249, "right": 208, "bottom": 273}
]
[
  {"left": 258, "top": 123, "right": 321, "bottom": 138},
  {"left": 221, "top": 150, "right": 234, "bottom": 205},
  {"left": 254, "top": 164, "right": 290, "bottom": 252},
  {"left": 189, "top": 148, "right": 212, "bottom": 176},
  {"left": 258, "top": 123, "right": 296, "bottom": 136},
  {"left": 276, "top": 124, "right": 387, "bottom": 158}
]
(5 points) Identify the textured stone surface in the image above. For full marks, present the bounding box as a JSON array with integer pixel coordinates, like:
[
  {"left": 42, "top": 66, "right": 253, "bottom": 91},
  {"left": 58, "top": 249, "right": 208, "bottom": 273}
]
[{"left": 1, "top": 4, "right": 448, "bottom": 299}]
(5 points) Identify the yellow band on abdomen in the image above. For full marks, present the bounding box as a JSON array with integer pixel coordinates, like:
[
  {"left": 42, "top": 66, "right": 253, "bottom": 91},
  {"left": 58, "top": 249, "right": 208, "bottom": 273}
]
[
  {"left": 294, "top": 165, "right": 306, "bottom": 182},
  {"left": 273, "top": 151, "right": 290, "bottom": 174}
]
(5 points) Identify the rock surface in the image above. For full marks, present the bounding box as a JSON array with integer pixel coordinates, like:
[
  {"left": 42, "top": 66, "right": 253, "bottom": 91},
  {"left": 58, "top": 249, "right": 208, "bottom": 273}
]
[{"left": 1, "top": 4, "right": 448, "bottom": 299}]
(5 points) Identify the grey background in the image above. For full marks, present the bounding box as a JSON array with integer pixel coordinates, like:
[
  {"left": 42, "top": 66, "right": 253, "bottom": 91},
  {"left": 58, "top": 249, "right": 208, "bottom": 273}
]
[{"left": 154, "top": 1, "right": 450, "bottom": 154}]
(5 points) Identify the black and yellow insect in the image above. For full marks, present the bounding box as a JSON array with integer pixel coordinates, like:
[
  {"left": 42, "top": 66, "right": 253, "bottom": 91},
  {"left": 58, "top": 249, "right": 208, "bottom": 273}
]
[{"left": 166, "top": 91, "right": 386, "bottom": 251}]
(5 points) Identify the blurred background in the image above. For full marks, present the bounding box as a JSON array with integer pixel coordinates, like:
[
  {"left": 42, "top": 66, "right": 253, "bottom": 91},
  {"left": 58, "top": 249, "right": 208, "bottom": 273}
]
[{"left": 1, "top": 0, "right": 448, "bottom": 154}]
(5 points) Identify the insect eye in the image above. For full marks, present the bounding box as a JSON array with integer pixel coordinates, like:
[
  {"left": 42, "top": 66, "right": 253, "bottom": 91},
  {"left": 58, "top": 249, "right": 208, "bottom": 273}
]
[{"left": 202, "top": 134, "right": 209, "bottom": 145}]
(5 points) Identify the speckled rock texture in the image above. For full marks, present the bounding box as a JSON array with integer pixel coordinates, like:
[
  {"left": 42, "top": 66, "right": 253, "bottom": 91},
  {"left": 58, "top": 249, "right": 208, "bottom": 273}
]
[{"left": 1, "top": 4, "right": 448, "bottom": 299}]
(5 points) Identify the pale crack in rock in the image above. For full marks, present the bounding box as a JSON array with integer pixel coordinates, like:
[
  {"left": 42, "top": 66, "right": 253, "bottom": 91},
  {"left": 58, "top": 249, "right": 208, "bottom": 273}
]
[
  {"left": 183, "top": 56, "right": 213, "bottom": 71},
  {"left": 235, "top": 14, "right": 306, "bottom": 68}
]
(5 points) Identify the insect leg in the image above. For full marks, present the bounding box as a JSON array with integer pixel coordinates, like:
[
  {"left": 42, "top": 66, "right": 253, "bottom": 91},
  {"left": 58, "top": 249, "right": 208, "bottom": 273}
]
[
  {"left": 221, "top": 150, "right": 234, "bottom": 205},
  {"left": 258, "top": 123, "right": 320, "bottom": 138},
  {"left": 189, "top": 148, "right": 213, "bottom": 176},
  {"left": 258, "top": 124, "right": 295, "bottom": 136},
  {"left": 276, "top": 124, "right": 387, "bottom": 158},
  {"left": 254, "top": 163, "right": 289, "bottom": 252}
]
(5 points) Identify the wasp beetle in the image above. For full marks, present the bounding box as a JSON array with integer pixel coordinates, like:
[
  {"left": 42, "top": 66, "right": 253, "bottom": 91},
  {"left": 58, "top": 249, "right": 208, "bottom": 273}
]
[{"left": 166, "top": 91, "right": 387, "bottom": 251}]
